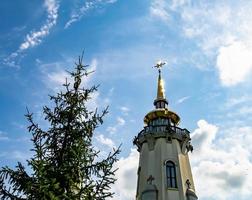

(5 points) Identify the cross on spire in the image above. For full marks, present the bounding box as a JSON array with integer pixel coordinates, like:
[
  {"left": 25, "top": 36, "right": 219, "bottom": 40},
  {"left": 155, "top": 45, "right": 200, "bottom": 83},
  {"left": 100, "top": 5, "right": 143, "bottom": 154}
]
[
  {"left": 154, "top": 61, "right": 167, "bottom": 73},
  {"left": 153, "top": 60, "right": 167, "bottom": 104}
]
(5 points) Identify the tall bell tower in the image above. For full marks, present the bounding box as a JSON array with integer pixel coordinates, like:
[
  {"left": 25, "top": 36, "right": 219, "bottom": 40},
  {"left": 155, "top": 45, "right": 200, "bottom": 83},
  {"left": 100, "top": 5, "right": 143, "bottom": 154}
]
[{"left": 133, "top": 62, "right": 198, "bottom": 200}]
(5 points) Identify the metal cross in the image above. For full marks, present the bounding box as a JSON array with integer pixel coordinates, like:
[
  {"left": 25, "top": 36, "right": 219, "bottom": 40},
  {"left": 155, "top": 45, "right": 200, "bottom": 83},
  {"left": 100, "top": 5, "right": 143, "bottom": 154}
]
[
  {"left": 186, "top": 179, "right": 191, "bottom": 189},
  {"left": 147, "top": 175, "right": 155, "bottom": 185},
  {"left": 154, "top": 61, "right": 167, "bottom": 71}
]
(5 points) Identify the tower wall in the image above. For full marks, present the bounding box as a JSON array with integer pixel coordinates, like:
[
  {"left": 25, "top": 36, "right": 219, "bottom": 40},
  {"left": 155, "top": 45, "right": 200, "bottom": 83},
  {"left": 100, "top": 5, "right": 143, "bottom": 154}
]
[{"left": 136, "top": 137, "right": 195, "bottom": 200}]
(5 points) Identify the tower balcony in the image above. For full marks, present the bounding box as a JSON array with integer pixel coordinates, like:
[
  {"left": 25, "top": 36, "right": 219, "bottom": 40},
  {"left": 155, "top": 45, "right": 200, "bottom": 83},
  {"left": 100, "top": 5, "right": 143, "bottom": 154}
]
[{"left": 133, "top": 125, "right": 191, "bottom": 151}]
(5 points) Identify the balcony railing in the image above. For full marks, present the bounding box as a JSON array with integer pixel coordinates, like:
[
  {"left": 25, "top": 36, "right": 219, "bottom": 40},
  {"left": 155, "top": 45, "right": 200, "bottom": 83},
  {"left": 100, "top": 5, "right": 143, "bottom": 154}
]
[{"left": 137, "top": 125, "right": 190, "bottom": 138}]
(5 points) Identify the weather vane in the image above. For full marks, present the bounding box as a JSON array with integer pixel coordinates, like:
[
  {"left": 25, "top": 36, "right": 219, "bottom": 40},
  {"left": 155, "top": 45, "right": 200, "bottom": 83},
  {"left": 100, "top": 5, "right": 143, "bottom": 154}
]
[{"left": 154, "top": 60, "right": 167, "bottom": 73}]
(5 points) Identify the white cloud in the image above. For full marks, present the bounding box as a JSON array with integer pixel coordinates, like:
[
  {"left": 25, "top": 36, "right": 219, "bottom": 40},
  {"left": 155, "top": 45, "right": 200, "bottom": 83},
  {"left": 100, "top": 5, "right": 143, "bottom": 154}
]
[
  {"left": 20, "top": 0, "right": 59, "bottom": 50},
  {"left": 237, "top": 106, "right": 252, "bottom": 116},
  {"left": 224, "top": 95, "right": 252, "bottom": 109},
  {"left": 40, "top": 61, "right": 72, "bottom": 92},
  {"left": 170, "top": 0, "right": 190, "bottom": 10},
  {"left": 217, "top": 41, "right": 252, "bottom": 86},
  {"left": 150, "top": 0, "right": 170, "bottom": 22},
  {"left": 117, "top": 117, "right": 125, "bottom": 126},
  {"left": 82, "top": 91, "right": 100, "bottom": 112},
  {"left": 95, "top": 134, "right": 115, "bottom": 149},
  {"left": 47, "top": 70, "right": 70, "bottom": 88},
  {"left": 40, "top": 58, "right": 97, "bottom": 91},
  {"left": 149, "top": 1, "right": 252, "bottom": 86},
  {"left": 224, "top": 105, "right": 252, "bottom": 120},
  {"left": 220, "top": 95, "right": 252, "bottom": 120},
  {"left": 106, "top": 126, "right": 117, "bottom": 135},
  {"left": 120, "top": 106, "right": 130, "bottom": 115},
  {"left": 65, "top": 0, "right": 117, "bottom": 29},
  {"left": 112, "top": 148, "right": 139, "bottom": 200},
  {"left": 120, "top": 106, "right": 129, "bottom": 112},
  {"left": 106, "top": 116, "right": 126, "bottom": 134},
  {"left": 224, "top": 105, "right": 252, "bottom": 119},
  {"left": 191, "top": 119, "right": 218, "bottom": 151},
  {"left": 37, "top": 57, "right": 101, "bottom": 114},
  {"left": 3, "top": 0, "right": 59, "bottom": 67},
  {"left": 176, "top": 95, "right": 190, "bottom": 104},
  {"left": 183, "top": 2, "right": 252, "bottom": 86},
  {"left": 191, "top": 120, "right": 252, "bottom": 199},
  {"left": 150, "top": 0, "right": 191, "bottom": 22}
]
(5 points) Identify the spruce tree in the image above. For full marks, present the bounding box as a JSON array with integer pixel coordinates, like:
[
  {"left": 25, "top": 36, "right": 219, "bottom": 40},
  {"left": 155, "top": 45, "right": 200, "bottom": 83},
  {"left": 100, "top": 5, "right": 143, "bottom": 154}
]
[{"left": 0, "top": 55, "right": 120, "bottom": 199}]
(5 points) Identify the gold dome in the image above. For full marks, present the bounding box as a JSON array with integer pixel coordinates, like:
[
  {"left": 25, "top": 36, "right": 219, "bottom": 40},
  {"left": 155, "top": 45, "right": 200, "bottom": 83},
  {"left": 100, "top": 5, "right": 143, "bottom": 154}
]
[{"left": 144, "top": 108, "right": 180, "bottom": 125}]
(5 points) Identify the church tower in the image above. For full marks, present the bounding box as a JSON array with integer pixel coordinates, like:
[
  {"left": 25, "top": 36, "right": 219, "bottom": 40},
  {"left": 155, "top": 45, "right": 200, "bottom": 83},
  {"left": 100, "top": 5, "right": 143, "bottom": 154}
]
[{"left": 133, "top": 62, "right": 198, "bottom": 200}]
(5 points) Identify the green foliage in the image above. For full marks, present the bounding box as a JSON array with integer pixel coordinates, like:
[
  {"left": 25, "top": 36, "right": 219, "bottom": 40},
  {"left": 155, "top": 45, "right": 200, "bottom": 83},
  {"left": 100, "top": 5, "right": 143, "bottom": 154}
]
[{"left": 0, "top": 55, "right": 120, "bottom": 199}]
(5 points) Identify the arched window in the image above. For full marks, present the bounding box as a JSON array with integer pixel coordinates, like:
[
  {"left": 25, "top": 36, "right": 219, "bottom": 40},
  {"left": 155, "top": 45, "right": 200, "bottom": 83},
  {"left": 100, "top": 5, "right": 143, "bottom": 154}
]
[{"left": 166, "top": 161, "right": 177, "bottom": 188}]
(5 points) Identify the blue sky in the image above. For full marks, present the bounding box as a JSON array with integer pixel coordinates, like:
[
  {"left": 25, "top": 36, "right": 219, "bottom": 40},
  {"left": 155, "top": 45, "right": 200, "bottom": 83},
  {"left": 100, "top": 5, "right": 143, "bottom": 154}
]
[{"left": 1, "top": 0, "right": 252, "bottom": 199}]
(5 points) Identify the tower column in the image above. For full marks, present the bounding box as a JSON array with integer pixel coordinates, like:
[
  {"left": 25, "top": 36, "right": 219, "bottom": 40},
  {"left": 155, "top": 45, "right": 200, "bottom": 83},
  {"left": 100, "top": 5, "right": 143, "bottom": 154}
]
[{"left": 133, "top": 62, "right": 198, "bottom": 200}]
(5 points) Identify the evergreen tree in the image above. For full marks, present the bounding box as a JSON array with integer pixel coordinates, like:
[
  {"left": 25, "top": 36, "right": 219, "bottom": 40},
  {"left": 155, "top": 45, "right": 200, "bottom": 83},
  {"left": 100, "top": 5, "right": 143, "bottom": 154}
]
[{"left": 0, "top": 55, "right": 120, "bottom": 199}]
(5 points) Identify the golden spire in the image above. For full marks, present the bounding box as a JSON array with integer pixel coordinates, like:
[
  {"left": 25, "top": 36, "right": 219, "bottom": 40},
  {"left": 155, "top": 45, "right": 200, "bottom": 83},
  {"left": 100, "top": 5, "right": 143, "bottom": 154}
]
[
  {"left": 143, "top": 60, "right": 180, "bottom": 125},
  {"left": 143, "top": 61, "right": 180, "bottom": 125},
  {"left": 157, "top": 70, "right": 165, "bottom": 100},
  {"left": 154, "top": 61, "right": 166, "bottom": 100}
]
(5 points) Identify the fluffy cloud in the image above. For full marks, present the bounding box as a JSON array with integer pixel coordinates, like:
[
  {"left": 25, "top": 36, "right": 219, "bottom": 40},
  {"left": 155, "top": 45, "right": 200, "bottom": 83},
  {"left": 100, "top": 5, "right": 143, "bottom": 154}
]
[
  {"left": 150, "top": 0, "right": 190, "bottom": 22},
  {"left": 217, "top": 41, "right": 252, "bottom": 86},
  {"left": 112, "top": 148, "right": 139, "bottom": 200},
  {"left": 111, "top": 119, "right": 252, "bottom": 200},
  {"left": 191, "top": 120, "right": 252, "bottom": 199},
  {"left": 220, "top": 95, "right": 252, "bottom": 121},
  {"left": 224, "top": 95, "right": 252, "bottom": 109},
  {"left": 106, "top": 116, "right": 126, "bottom": 134},
  {"left": 191, "top": 120, "right": 218, "bottom": 151},
  {"left": 119, "top": 106, "right": 130, "bottom": 116},
  {"left": 117, "top": 117, "right": 125, "bottom": 126},
  {"left": 95, "top": 134, "right": 115, "bottom": 149},
  {"left": 47, "top": 70, "right": 70, "bottom": 89},
  {"left": 150, "top": 0, "right": 170, "bottom": 22},
  {"left": 150, "top": 0, "right": 252, "bottom": 86},
  {"left": 106, "top": 126, "right": 117, "bottom": 135}
]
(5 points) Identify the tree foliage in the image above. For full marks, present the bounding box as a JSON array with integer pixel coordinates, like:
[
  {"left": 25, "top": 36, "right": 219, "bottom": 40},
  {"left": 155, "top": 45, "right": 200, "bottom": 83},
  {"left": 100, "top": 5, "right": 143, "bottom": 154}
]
[{"left": 0, "top": 55, "right": 120, "bottom": 199}]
